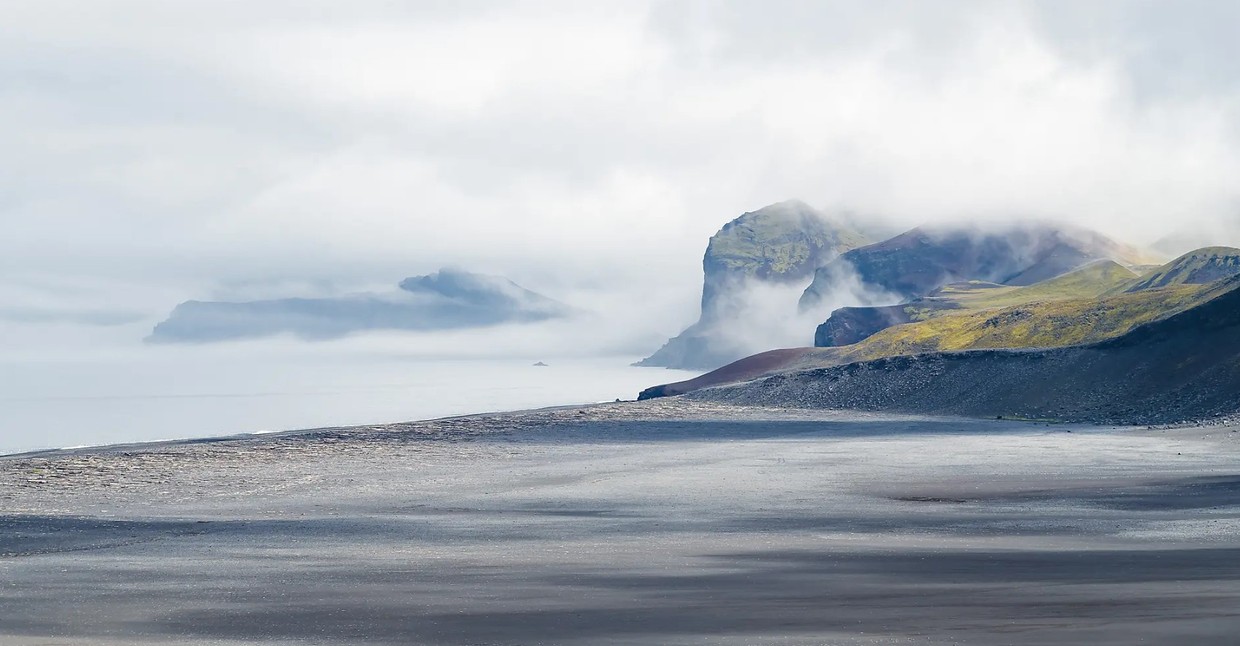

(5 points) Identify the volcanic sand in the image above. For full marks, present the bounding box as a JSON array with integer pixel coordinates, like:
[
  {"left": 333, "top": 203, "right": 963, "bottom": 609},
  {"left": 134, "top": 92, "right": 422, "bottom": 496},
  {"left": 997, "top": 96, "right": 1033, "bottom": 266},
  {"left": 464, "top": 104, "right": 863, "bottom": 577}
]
[{"left": 2, "top": 400, "right": 1238, "bottom": 645}]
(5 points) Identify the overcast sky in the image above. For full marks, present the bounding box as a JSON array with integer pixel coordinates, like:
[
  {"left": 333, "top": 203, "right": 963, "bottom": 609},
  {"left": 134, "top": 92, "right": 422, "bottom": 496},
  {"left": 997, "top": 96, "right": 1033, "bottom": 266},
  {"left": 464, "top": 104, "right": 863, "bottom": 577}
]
[{"left": 4, "top": 0, "right": 1240, "bottom": 333}]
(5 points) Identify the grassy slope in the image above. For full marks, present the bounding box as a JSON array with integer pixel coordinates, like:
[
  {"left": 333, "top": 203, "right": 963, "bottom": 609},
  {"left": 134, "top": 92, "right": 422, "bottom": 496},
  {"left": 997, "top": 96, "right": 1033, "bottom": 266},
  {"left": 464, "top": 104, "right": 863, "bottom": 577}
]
[
  {"left": 814, "top": 260, "right": 1139, "bottom": 348},
  {"left": 822, "top": 283, "right": 1216, "bottom": 364},
  {"left": 800, "top": 258, "right": 1235, "bottom": 369},
  {"left": 907, "top": 259, "right": 1138, "bottom": 318}
]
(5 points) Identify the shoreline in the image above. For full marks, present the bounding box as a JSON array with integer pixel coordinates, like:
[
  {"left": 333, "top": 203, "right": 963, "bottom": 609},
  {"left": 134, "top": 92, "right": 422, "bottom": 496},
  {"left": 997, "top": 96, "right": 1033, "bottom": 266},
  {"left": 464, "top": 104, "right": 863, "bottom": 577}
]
[
  {"left": 0, "top": 398, "right": 666, "bottom": 461},
  {"left": 0, "top": 397, "right": 964, "bottom": 462},
  {"left": 11, "top": 399, "right": 1221, "bottom": 464}
]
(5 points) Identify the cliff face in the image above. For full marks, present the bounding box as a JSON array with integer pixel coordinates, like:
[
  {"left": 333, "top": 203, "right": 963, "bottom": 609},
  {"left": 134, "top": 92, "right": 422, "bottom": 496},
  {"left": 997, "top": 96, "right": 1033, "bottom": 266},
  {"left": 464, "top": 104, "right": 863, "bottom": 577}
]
[
  {"left": 813, "top": 304, "right": 915, "bottom": 348},
  {"left": 147, "top": 269, "right": 567, "bottom": 343},
  {"left": 698, "top": 200, "right": 869, "bottom": 322},
  {"left": 637, "top": 200, "right": 868, "bottom": 371}
]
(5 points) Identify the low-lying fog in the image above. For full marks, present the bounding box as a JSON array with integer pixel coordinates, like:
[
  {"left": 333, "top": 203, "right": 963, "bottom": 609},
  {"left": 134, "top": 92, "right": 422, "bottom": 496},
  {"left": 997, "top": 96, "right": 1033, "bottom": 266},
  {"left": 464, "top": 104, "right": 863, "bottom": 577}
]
[
  {"left": 0, "top": 320, "right": 700, "bottom": 455},
  {"left": 0, "top": 265, "right": 888, "bottom": 455},
  {"left": 8, "top": 2, "right": 1240, "bottom": 453}
]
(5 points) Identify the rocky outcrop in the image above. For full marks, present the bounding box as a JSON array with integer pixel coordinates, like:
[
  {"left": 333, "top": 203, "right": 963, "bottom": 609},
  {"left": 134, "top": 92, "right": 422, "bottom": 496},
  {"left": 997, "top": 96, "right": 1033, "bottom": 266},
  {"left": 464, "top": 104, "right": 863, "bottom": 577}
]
[
  {"left": 637, "top": 200, "right": 868, "bottom": 370},
  {"left": 813, "top": 304, "right": 917, "bottom": 348},
  {"left": 148, "top": 269, "right": 567, "bottom": 343}
]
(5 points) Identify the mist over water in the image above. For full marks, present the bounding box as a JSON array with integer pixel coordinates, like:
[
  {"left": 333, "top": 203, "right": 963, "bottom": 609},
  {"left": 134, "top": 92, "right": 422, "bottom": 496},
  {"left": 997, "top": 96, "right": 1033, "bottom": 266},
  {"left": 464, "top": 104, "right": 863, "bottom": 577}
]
[
  {"left": 8, "top": 1, "right": 1240, "bottom": 455},
  {"left": 0, "top": 330, "right": 697, "bottom": 456}
]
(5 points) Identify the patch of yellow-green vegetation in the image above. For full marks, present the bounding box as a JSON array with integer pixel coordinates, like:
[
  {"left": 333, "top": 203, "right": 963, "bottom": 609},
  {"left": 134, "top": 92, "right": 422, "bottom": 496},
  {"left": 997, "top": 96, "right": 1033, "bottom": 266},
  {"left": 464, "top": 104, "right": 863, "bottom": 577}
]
[
  {"left": 880, "top": 260, "right": 1139, "bottom": 325},
  {"left": 927, "top": 260, "right": 1139, "bottom": 311},
  {"left": 848, "top": 285, "right": 1208, "bottom": 359},
  {"left": 798, "top": 276, "right": 1238, "bottom": 371},
  {"left": 999, "top": 259, "right": 1138, "bottom": 301},
  {"left": 931, "top": 281, "right": 1007, "bottom": 295}
]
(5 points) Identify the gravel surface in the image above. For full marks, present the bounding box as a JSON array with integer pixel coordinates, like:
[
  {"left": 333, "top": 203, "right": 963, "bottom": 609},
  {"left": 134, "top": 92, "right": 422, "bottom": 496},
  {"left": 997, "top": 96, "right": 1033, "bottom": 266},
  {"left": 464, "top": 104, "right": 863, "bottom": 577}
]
[
  {"left": 686, "top": 346, "right": 1240, "bottom": 426},
  {"left": 2, "top": 399, "right": 1239, "bottom": 645}
]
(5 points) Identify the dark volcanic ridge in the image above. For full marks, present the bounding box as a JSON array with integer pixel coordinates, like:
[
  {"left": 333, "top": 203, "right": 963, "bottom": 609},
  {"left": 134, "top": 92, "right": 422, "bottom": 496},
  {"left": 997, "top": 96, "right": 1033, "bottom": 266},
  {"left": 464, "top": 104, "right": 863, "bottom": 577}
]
[{"left": 684, "top": 275, "right": 1240, "bottom": 426}]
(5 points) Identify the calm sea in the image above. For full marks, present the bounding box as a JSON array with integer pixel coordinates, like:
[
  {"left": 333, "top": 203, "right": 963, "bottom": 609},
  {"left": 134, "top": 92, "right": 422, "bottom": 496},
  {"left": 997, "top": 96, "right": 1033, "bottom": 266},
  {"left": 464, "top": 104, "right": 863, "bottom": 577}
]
[{"left": 0, "top": 346, "right": 698, "bottom": 455}]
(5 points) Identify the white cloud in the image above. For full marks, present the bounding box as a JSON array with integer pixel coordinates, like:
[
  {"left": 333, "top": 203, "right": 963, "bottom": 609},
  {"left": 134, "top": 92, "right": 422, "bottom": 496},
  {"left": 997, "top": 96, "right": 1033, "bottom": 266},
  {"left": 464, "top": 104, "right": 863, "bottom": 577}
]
[{"left": 3, "top": 0, "right": 1240, "bottom": 354}]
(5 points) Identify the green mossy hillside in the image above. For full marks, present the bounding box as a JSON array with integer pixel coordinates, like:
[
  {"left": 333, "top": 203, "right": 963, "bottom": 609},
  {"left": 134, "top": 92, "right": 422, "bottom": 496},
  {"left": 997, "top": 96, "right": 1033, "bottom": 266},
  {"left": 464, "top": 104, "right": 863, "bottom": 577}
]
[
  {"left": 815, "top": 260, "right": 1143, "bottom": 348},
  {"left": 916, "top": 259, "right": 1139, "bottom": 315},
  {"left": 801, "top": 274, "right": 1240, "bottom": 370}
]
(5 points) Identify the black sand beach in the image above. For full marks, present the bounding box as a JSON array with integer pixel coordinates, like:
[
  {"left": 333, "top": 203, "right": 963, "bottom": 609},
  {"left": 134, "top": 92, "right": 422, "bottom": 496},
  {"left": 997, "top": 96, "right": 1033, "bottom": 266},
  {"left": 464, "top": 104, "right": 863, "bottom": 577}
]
[{"left": 2, "top": 400, "right": 1239, "bottom": 645}]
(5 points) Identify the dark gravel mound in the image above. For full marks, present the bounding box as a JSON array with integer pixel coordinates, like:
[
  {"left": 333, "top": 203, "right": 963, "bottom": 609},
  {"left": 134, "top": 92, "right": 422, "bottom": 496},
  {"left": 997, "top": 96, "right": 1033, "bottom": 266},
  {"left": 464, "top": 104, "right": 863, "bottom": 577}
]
[{"left": 638, "top": 347, "right": 812, "bottom": 400}]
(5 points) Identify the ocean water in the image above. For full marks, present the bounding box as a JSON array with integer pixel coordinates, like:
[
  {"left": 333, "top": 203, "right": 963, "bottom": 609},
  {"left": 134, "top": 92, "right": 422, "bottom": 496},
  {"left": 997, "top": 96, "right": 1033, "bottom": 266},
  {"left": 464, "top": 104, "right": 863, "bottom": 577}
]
[{"left": 0, "top": 345, "right": 698, "bottom": 455}]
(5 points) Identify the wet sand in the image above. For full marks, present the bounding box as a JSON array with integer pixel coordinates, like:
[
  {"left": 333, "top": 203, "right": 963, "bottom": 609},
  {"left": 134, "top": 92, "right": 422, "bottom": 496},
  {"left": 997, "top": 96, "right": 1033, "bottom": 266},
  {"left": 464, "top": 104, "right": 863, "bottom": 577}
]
[{"left": 2, "top": 400, "right": 1239, "bottom": 645}]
